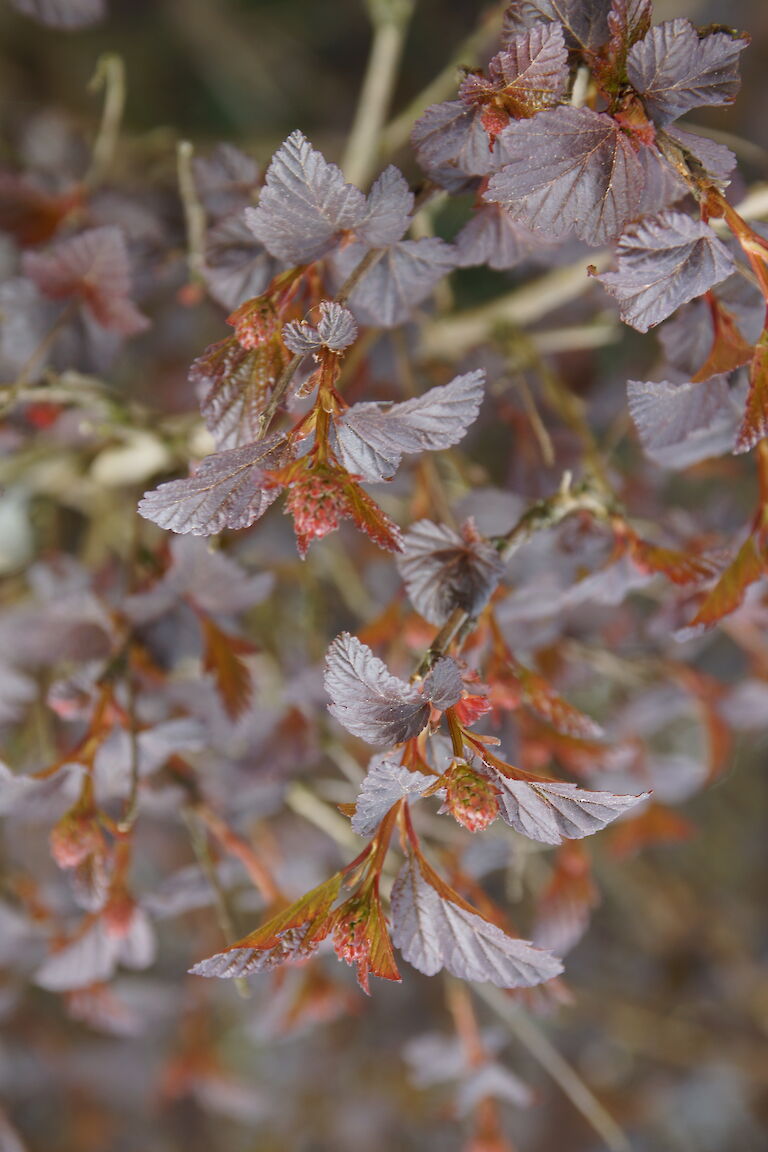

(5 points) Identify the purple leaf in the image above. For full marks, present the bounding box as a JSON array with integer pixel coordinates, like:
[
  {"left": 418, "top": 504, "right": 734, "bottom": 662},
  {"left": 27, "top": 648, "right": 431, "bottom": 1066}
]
[
  {"left": 244, "top": 130, "right": 366, "bottom": 264},
  {"left": 485, "top": 106, "right": 645, "bottom": 245},
  {"left": 487, "top": 774, "right": 650, "bottom": 844},
  {"left": 627, "top": 376, "right": 742, "bottom": 468},
  {"left": 330, "top": 237, "right": 456, "bottom": 327},
  {"left": 422, "top": 657, "right": 464, "bottom": 711},
  {"left": 193, "top": 143, "right": 260, "bottom": 220},
  {"left": 138, "top": 435, "right": 287, "bottom": 536},
  {"left": 194, "top": 338, "right": 290, "bottom": 451},
  {"left": 283, "top": 301, "right": 357, "bottom": 355},
  {"left": 459, "top": 23, "right": 568, "bottom": 117},
  {"left": 35, "top": 911, "right": 156, "bottom": 992},
  {"left": 124, "top": 535, "right": 273, "bottom": 621},
  {"left": 627, "top": 19, "right": 748, "bottom": 125},
  {"left": 9, "top": 0, "right": 104, "bottom": 28},
  {"left": 351, "top": 754, "right": 436, "bottom": 837},
  {"left": 501, "top": 0, "right": 611, "bottom": 51},
  {"left": 598, "top": 210, "right": 735, "bottom": 332},
  {"left": 23, "top": 225, "right": 149, "bottom": 336},
  {"left": 455, "top": 203, "right": 553, "bottom": 270},
  {"left": 333, "top": 371, "right": 485, "bottom": 482},
  {"left": 324, "top": 633, "right": 429, "bottom": 746},
  {"left": 397, "top": 519, "right": 504, "bottom": 625},
  {"left": 662, "top": 125, "right": 736, "bottom": 188},
  {"left": 355, "top": 166, "right": 413, "bottom": 247},
  {"left": 203, "top": 215, "right": 279, "bottom": 311},
  {"left": 390, "top": 847, "right": 563, "bottom": 986},
  {"left": 410, "top": 101, "right": 495, "bottom": 187}
]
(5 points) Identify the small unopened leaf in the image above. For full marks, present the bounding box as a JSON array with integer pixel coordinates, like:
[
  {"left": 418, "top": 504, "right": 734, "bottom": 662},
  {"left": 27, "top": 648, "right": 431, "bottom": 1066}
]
[
  {"left": 488, "top": 773, "right": 650, "bottom": 845},
  {"left": 390, "top": 848, "right": 562, "bottom": 987},
  {"left": 138, "top": 434, "right": 287, "bottom": 536},
  {"left": 485, "top": 105, "right": 645, "bottom": 245},
  {"left": 324, "top": 633, "right": 429, "bottom": 746},
  {"left": 397, "top": 518, "right": 503, "bottom": 625},
  {"left": 351, "top": 754, "right": 436, "bottom": 837},
  {"left": 23, "top": 226, "right": 149, "bottom": 335},
  {"left": 244, "top": 130, "right": 366, "bottom": 264},
  {"left": 598, "top": 210, "right": 735, "bottom": 332},
  {"left": 334, "top": 371, "right": 484, "bottom": 482},
  {"left": 663, "top": 125, "right": 736, "bottom": 188},
  {"left": 283, "top": 301, "right": 357, "bottom": 355},
  {"left": 628, "top": 19, "right": 748, "bottom": 125}
]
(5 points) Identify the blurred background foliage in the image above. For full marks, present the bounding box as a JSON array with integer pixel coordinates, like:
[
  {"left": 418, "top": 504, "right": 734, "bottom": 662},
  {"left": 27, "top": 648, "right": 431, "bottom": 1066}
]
[{"left": 0, "top": 2, "right": 767, "bottom": 1151}]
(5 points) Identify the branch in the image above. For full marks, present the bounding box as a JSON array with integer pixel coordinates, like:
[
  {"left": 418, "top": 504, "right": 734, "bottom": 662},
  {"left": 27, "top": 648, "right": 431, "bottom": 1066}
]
[
  {"left": 85, "top": 54, "right": 126, "bottom": 188},
  {"left": 342, "top": 0, "right": 416, "bottom": 189},
  {"left": 417, "top": 252, "right": 613, "bottom": 361},
  {"left": 380, "top": 0, "right": 507, "bottom": 159},
  {"left": 473, "top": 984, "right": 633, "bottom": 1152}
]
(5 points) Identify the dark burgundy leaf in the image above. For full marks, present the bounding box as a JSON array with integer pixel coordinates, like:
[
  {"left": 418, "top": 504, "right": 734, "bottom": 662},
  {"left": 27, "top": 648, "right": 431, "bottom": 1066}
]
[
  {"left": 193, "top": 143, "right": 260, "bottom": 220},
  {"left": 422, "top": 657, "right": 464, "bottom": 711},
  {"left": 194, "top": 338, "right": 290, "bottom": 450},
  {"left": 485, "top": 106, "right": 645, "bottom": 245},
  {"left": 501, "top": 0, "right": 611, "bottom": 51},
  {"left": 458, "top": 23, "right": 568, "bottom": 120},
  {"left": 410, "top": 101, "right": 495, "bottom": 188},
  {"left": 355, "top": 166, "right": 413, "bottom": 247},
  {"left": 455, "top": 204, "right": 551, "bottom": 270},
  {"left": 627, "top": 19, "right": 748, "bottom": 125},
  {"left": 486, "top": 772, "right": 650, "bottom": 844}
]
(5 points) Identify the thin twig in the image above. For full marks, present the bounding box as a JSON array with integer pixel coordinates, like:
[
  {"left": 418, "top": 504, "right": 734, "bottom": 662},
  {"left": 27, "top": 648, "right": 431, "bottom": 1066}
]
[
  {"left": 418, "top": 252, "right": 613, "bottom": 361},
  {"left": 85, "top": 54, "right": 126, "bottom": 187},
  {"left": 472, "top": 984, "right": 633, "bottom": 1152},
  {"left": 177, "top": 140, "right": 207, "bottom": 286},
  {"left": 342, "top": 0, "right": 416, "bottom": 189},
  {"left": 414, "top": 475, "right": 616, "bottom": 675},
  {"left": 184, "top": 809, "right": 250, "bottom": 998}
]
